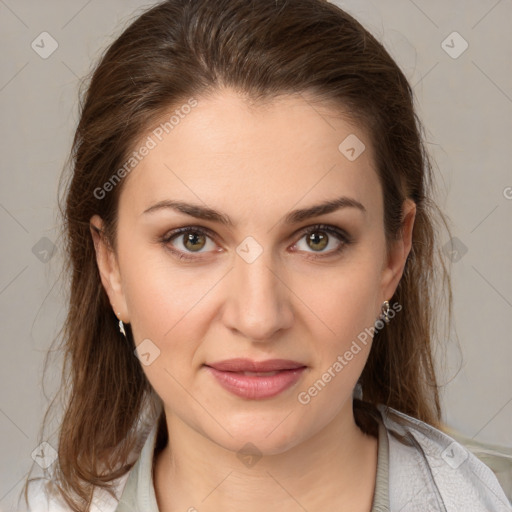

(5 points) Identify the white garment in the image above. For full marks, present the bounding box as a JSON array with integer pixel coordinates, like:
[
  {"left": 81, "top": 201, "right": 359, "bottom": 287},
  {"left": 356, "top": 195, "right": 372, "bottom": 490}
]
[{"left": 24, "top": 404, "right": 512, "bottom": 511}]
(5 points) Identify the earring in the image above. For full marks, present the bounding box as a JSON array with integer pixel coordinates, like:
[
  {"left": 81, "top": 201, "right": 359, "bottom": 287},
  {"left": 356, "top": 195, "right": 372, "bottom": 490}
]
[
  {"left": 353, "top": 380, "right": 363, "bottom": 400},
  {"left": 381, "top": 300, "right": 390, "bottom": 324},
  {"left": 117, "top": 312, "right": 127, "bottom": 337}
]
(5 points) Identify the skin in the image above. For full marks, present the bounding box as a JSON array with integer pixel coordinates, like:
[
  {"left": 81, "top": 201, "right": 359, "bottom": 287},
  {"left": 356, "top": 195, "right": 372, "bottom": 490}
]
[{"left": 91, "top": 88, "right": 415, "bottom": 512}]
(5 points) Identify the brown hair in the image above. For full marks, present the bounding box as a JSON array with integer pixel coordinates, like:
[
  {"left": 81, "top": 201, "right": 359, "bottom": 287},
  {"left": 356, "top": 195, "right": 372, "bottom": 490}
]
[{"left": 22, "top": 0, "right": 454, "bottom": 510}]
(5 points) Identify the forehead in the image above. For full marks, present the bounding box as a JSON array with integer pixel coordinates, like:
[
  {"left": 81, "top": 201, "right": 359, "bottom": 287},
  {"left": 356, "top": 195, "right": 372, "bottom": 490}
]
[{"left": 119, "top": 89, "right": 382, "bottom": 227}]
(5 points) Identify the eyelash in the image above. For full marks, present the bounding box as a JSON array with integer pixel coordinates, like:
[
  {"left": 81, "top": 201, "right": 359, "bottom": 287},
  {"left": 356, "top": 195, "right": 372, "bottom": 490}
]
[{"left": 160, "top": 223, "right": 353, "bottom": 262}]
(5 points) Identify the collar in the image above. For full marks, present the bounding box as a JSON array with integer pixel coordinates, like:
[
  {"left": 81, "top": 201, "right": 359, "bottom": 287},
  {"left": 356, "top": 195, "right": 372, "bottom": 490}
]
[{"left": 115, "top": 409, "right": 389, "bottom": 511}]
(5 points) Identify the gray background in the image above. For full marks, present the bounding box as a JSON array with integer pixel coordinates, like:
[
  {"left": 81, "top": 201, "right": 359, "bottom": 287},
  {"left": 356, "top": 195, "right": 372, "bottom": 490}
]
[{"left": 1, "top": 0, "right": 511, "bottom": 509}]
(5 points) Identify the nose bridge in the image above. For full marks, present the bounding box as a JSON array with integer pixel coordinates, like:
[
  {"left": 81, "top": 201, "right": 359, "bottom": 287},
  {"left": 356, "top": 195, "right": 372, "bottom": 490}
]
[{"left": 225, "top": 238, "right": 292, "bottom": 340}]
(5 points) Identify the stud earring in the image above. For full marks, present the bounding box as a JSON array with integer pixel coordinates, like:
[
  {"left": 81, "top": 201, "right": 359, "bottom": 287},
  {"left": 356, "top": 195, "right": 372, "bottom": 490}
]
[
  {"left": 353, "top": 380, "right": 363, "bottom": 400},
  {"left": 381, "top": 300, "right": 390, "bottom": 324}
]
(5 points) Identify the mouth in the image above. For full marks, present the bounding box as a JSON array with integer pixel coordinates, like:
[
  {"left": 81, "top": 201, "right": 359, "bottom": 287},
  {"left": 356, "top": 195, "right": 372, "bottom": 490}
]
[
  {"left": 224, "top": 370, "right": 289, "bottom": 376},
  {"left": 204, "top": 358, "right": 306, "bottom": 373},
  {"left": 203, "top": 359, "right": 307, "bottom": 400}
]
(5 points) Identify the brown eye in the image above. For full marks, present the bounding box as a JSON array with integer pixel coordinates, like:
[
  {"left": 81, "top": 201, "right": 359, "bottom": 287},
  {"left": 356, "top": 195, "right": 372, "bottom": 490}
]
[
  {"left": 293, "top": 224, "right": 351, "bottom": 258},
  {"left": 182, "top": 231, "right": 207, "bottom": 252},
  {"left": 162, "top": 227, "right": 217, "bottom": 260},
  {"left": 305, "top": 231, "right": 329, "bottom": 252}
]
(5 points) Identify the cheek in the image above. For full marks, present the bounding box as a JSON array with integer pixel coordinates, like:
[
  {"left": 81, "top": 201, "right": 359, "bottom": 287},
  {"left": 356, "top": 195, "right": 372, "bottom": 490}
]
[
  {"left": 291, "top": 251, "right": 382, "bottom": 404},
  {"left": 120, "top": 247, "right": 226, "bottom": 390},
  {"left": 299, "top": 255, "right": 382, "bottom": 343},
  {"left": 294, "top": 269, "right": 379, "bottom": 417},
  {"left": 120, "top": 253, "right": 212, "bottom": 404},
  {"left": 121, "top": 241, "right": 211, "bottom": 339}
]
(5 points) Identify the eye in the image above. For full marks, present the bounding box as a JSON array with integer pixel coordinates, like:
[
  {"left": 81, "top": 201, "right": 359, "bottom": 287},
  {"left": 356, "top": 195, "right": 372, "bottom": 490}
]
[
  {"left": 292, "top": 223, "right": 352, "bottom": 258},
  {"left": 161, "top": 226, "right": 217, "bottom": 260},
  {"left": 160, "top": 223, "right": 352, "bottom": 261}
]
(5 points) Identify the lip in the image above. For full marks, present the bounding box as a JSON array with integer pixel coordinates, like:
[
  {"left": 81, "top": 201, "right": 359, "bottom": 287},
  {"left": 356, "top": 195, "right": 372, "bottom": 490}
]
[
  {"left": 204, "top": 359, "right": 307, "bottom": 400},
  {"left": 205, "top": 358, "right": 305, "bottom": 372}
]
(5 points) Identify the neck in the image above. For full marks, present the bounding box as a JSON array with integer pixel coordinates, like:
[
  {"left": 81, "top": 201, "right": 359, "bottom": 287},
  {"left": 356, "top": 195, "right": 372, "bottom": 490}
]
[{"left": 153, "top": 401, "right": 379, "bottom": 512}]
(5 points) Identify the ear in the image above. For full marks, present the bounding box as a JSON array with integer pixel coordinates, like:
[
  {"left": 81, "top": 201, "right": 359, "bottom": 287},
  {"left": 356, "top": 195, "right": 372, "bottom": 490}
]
[
  {"left": 89, "top": 214, "right": 130, "bottom": 323},
  {"left": 379, "top": 198, "right": 416, "bottom": 302}
]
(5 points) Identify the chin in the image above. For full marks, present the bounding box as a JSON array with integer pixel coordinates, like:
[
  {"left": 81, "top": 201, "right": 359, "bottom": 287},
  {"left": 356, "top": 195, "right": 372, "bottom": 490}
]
[{"left": 206, "top": 416, "right": 307, "bottom": 457}]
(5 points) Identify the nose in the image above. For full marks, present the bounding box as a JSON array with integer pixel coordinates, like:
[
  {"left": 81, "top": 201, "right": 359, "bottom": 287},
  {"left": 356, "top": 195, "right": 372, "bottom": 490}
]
[{"left": 221, "top": 246, "right": 294, "bottom": 342}]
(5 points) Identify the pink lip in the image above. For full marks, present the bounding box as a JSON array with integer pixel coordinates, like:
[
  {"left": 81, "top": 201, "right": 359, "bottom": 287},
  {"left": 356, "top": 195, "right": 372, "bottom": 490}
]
[
  {"left": 206, "top": 358, "right": 305, "bottom": 372},
  {"left": 204, "top": 359, "right": 307, "bottom": 400}
]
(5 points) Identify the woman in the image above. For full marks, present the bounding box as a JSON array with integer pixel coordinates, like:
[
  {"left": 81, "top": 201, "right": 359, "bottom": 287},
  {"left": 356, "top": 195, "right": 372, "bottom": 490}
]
[{"left": 22, "top": 0, "right": 510, "bottom": 511}]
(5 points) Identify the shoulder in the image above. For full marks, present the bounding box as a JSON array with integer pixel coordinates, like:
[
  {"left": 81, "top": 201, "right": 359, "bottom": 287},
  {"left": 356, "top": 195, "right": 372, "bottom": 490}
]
[
  {"left": 24, "top": 474, "right": 131, "bottom": 512},
  {"left": 377, "top": 404, "right": 511, "bottom": 512},
  {"left": 23, "top": 415, "right": 158, "bottom": 512},
  {"left": 22, "top": 478, "right": 67, "bottom": 512}
]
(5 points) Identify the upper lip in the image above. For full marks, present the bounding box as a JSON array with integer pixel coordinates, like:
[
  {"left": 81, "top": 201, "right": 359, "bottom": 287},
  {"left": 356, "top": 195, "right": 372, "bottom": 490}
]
[{"left": 205, "top": 358, "right": 306, "bottom": 372}]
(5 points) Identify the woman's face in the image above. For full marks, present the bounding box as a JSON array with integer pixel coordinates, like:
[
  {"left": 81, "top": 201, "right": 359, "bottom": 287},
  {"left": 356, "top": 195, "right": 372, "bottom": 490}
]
[{"left": 92, "top": 89, "right": 414, "bottom": 455}]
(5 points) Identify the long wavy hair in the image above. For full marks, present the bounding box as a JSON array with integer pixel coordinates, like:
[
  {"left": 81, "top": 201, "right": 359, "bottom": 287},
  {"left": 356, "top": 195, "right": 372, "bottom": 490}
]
[{"left": 22, "top": 0, "right": 454, "bottom": 510}]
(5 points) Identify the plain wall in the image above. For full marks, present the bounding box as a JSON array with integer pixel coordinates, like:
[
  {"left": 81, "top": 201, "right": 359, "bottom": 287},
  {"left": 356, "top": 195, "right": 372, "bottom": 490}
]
[{"left": 1, "top": 0, "right": 511, "bottom": 509}]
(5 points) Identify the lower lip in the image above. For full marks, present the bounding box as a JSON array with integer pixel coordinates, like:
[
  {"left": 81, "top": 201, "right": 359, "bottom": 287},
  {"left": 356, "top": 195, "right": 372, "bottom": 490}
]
[{"left": 205, "top": 366, "right": 307, "bottom": 399}]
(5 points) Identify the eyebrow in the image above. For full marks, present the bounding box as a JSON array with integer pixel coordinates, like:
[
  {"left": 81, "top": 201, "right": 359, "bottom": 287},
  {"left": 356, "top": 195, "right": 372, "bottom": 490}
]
[{"left": 142, "top": 196, "right": 366, "bottom": 226}]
